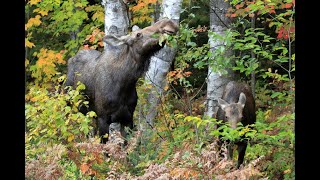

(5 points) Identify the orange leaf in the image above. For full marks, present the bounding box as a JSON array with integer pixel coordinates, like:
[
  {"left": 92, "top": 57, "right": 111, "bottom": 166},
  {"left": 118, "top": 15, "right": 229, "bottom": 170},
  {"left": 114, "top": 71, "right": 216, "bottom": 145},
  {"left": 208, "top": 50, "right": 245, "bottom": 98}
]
[
  {"left": 132, "top": 2, "right": 146, "bottom": 11},
  {"left": 98, "top": 41, "right": 104, "bottom": 47},
  {"left": 148, "top": 0, "right": 157, "bottom": 4},
  {"left": 231, "top": 13, "right": 237, "bottom": 18},
  {"left": 235, "top": 3, "right": 243, "bottom": 10},
  {"left": 168, "top": 71, "right": 177, "bottom": 77},
  {"left": 176, "top": 73, "right": 183, "bottom": 79},
  {"left": 80, "top": 163, "right": 90, "bottom": 174},
  {"left": 184, "top": 71, "right": 192, "bottom": 76}
]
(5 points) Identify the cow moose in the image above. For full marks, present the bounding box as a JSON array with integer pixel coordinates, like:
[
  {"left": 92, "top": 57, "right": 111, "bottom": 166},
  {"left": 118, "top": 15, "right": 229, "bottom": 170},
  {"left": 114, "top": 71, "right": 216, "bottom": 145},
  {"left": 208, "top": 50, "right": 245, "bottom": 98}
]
[
  {"left": 65, "top": 19, "right": 179, "bottom": 143},
  {"left": 216, "top": 81, "right": 256, "bottom": 168}
]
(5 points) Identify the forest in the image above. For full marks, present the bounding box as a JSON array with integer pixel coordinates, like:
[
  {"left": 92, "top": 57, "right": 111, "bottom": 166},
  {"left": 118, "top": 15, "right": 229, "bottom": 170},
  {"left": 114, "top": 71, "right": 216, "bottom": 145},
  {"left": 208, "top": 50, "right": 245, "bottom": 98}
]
[{"left": 25, "top": 0, "right": 295, "bottom": 179}]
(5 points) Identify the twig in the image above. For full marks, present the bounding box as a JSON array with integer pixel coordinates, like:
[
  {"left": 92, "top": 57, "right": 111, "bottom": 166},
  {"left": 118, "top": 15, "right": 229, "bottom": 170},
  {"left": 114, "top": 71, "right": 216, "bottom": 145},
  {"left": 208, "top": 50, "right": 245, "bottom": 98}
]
[{"left": 210, "top": 6, "right": 230, "bottom": 29}]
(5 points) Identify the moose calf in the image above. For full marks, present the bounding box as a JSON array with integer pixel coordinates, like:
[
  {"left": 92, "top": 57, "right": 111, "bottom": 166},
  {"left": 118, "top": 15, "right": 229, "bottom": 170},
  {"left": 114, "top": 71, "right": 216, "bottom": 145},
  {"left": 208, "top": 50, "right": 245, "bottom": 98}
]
[
  {"left": 216, "top": 81, "right": 256, "bottom": 168},
  {"left": 65, "top": 19, "right": 179, "bottom": 143}
]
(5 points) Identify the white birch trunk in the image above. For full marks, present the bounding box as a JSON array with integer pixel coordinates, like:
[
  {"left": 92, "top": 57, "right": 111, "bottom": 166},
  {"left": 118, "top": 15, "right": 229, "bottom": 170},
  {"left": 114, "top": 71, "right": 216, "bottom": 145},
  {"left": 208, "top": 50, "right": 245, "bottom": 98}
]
[
  {"left": 142, "top": 0, "right": 182, "bottom": 130},
  {"left": 205, "top": 0, "right": 233, "bottom": 119},
  {"left": 102, "top": 0, "right": 130, "bottom": 140},
  {"left": 102, "top": 0, "right": 129, "bottom": 37}
]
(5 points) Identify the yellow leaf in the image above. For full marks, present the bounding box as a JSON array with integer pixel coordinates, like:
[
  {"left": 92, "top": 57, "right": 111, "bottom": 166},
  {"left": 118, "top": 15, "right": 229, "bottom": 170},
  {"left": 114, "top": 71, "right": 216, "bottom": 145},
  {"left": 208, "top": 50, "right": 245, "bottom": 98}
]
[
  {"left": 25, "top": 38, "right": 35, "bottom": 48},
  {"left": 284, "top": 169, "right": 291, "bottom": 174},
  {"left": 58, "top": 75, "right": 66, "bottom": 82},
  {"left": 25, "top": 15, "right": 42, "bottom": 30},
  {"left": 25, "top": 59, "right": 29, "bottom": 68},
  {"left": 28, "top": 0, "right": 42, "bottom": 5},
  {"left": 164, "top": 85, "right": 169, "bottom": 91},
  {"left": 103, "top": 133, "right": 108, "bottom": 138},
  {"left": 33, "top": 8, "right": 48, "bottom": 16},
  {"left": 68, "top": 135, "right": 74, "bottom": 142},
  {"left": 264, "top": 109, "right": 271, "bottom": 119}
]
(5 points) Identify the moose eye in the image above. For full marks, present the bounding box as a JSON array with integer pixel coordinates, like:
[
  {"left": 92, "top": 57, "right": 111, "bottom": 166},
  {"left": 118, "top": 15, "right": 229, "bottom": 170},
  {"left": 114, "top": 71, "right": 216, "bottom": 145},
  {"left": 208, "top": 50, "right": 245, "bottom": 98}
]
[{"left": 136, "top": 33, "right": 142, "bottom": 38}]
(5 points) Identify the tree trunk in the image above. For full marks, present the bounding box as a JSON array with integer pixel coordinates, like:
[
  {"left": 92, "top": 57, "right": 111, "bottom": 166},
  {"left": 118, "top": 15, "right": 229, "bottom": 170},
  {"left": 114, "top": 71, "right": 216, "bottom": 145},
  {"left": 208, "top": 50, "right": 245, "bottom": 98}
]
[
  {"left": 103, "top": 0, "right": 129, "bottom": 37},
  {"left": 141, "top": 0, "right": 182, "bottom": 130},
  {"left": 250, "top": 14, "right": 256, "bottom": 98},
  {"left": 205, "top": 0, "right": 233, "bottom": 119},
  {"left": 102, "top": 0, "right": 130, "bottom": 140}
]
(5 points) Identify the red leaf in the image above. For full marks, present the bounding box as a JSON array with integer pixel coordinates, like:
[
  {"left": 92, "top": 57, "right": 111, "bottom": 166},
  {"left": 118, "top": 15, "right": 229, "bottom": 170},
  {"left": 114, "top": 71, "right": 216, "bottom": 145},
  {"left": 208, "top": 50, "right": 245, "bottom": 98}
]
[
  {"left": 231, "top": 13, "right": 237, "bottom": 18},
  {"left": 289, "top": 27, "right": 295, "bottom": 33},
  {"left": 269, "top": 10, "right": 276, "bottom": 14},
  {"left": 277, "top": 27, "right": 284, "bottom": 39},
  {"left": 285, "top": 3, "right": 292, "bottom": 9}
]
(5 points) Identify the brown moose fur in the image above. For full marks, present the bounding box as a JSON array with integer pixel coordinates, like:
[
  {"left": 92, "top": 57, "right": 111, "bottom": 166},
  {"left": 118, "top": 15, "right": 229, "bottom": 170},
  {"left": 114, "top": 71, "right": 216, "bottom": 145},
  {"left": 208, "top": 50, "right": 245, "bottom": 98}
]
[{"left": 65, "top": 19, "right": 179, "bottom": 143}]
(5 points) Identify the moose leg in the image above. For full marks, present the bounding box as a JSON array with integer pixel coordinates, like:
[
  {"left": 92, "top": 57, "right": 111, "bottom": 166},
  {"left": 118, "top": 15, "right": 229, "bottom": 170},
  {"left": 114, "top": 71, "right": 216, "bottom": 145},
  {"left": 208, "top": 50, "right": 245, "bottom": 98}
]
[
  {"left": 227, "top": 142, "right": 234, "bottom": 160},
  {"left": 236, "top": 141, "right": 248, "bottom": 168},
  {"left": 98, "top": 116, "right": 110, "bottom": 144},
  {"left": 120, "top": 120, "right": 133, "bottom": 146}
]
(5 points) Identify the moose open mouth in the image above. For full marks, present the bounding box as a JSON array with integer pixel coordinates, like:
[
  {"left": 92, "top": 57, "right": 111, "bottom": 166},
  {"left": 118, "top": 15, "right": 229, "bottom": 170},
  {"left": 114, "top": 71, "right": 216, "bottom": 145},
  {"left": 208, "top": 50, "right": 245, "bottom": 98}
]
[{"left": 164, "top": 29, "right": 175, "bottom": 35}]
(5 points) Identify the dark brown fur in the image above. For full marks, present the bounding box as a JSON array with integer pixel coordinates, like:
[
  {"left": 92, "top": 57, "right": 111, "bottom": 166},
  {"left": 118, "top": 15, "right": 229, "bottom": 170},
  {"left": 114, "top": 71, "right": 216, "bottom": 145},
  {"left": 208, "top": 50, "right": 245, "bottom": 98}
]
[
  {"left": 216, "top": 81, "right": 256, "bottom": 168},
  {"left": 65, "top": 19, "right": 179, "bottom": 143}
]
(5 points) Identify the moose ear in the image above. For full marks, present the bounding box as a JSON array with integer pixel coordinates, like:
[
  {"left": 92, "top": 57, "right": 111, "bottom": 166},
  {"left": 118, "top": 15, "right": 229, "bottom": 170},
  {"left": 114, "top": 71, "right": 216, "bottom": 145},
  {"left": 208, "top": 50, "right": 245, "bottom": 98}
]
[
  {"left": 132, "top": 25, "right": 141, "bottom": 32},
  {"left": 218, "top": 98, "right": 229, "bottom": 110},
  {"left": 103, "top": 34, "right": 128, "bottom": 46},
  {"left": 238, "top": 92, "right": 246, "bottom": 108}
]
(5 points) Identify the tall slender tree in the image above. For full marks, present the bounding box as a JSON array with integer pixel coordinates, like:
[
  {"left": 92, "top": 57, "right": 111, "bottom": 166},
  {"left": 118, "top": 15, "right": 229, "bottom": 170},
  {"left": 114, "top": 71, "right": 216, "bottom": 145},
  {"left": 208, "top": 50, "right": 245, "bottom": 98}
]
[
  {"left": 205, "top": 0, "right": 234, "bottom": 119},
  {"left": 101, "top": 0, "right": 130, "bottom": 140},
  {"left": 103, "top": 0, "right": 130, "bottom": 38},
  {"left": 142, "top": 0, "right": 182, "bottom": 130}
]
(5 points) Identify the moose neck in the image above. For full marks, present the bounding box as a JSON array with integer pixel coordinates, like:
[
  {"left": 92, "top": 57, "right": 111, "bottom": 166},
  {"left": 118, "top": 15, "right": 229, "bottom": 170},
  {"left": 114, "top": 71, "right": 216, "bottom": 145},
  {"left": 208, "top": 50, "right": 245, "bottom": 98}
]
[{"left": 126, "top": 43, "right": 163, "bottom": 80}]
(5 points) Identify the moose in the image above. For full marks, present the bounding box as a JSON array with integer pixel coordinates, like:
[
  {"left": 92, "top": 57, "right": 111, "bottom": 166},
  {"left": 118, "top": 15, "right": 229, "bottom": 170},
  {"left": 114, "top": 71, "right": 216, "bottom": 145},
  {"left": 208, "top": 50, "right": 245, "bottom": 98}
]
[
  {"left": 65, "top": 19, "right": 179, "bottom": 143},
  {"left": 216, "top": 81, "right": 256, "bottom": 168}
]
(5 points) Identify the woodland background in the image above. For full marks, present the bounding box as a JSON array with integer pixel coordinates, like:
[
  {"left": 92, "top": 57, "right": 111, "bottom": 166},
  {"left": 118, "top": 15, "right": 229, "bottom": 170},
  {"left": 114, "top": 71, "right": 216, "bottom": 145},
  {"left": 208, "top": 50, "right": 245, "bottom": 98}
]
[{"left": 25, "top": 0, "right": 295, "bottom": 179}]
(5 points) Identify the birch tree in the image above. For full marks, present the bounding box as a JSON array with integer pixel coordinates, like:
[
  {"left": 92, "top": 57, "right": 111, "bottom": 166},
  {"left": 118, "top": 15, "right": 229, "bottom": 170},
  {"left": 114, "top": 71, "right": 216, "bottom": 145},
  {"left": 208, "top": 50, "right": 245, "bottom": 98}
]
[
  {"left": 142, "top": 0, "right": 182, "bottom": 130},
  {"left": 205, "top": 0, "right": 234, "bottom": 119},
  {"left": 102, "top": 0, "right": 130, "bottom": 38},
  {"left": 101, "top": 0, "right": 130, "bottom": 140}
]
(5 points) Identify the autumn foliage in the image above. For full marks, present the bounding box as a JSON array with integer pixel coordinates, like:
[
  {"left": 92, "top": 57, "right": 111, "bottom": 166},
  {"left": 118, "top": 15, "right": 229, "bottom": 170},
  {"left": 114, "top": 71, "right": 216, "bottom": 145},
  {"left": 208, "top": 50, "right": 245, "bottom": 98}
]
[{"left": 25, "top": 0, "right": 294, "bottom": 179}]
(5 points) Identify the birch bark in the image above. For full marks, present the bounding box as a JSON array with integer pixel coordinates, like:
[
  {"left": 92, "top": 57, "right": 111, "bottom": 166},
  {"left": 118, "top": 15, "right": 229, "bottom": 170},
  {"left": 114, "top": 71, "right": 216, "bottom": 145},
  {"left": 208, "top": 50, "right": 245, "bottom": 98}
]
[
  {"left": 101, "top": 0, "right": 130, "bottom": 140},
  {"left": 205, "top": 0, "right": 233, "bottom": 119},
  {"left": 142, "top": 0, "right": 182, "bottom": 130}
]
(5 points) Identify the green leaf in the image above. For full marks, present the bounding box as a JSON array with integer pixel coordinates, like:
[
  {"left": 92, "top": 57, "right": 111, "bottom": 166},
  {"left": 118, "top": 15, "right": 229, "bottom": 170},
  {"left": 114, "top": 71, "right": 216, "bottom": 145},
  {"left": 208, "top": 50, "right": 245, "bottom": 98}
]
[{"left": 87, "top": 111, "right": 97, "bottom": 118}]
